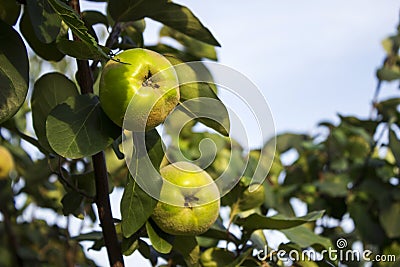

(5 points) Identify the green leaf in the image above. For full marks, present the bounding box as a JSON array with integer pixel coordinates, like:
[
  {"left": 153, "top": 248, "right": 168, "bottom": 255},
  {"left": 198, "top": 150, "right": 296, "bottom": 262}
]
[
  {"left": 349, "top": 201, "right": 386, "bottom": 245},
  {"left": 0, "top": 0, "right": 21, "bottom": 25},
  {"left": 236, "top": 210, "right": 324, "bottom": 231},
  {"left": 82, "top": 10, "right": 108, "bottom": 27},
  {"left": 276, "top": 133, "right": 309, "bottom": 153},
  {"left": 237, "top": 184, "right": 266, "bottom": 212},
  {"left": 160, "top": 26, "right": 217, "bottom": 60},
  {"left": 31, "top": 72, "right": 79, "bottom": 153},
  {"left": 226, "top": 247, "right": 253, "bottom": 267},
  {"left": 20, "top": 10, "right": 65, "bottom": 62},
  {"left": 314, "top": 173, "right": 350, "bottom": 197},
  {"left": 119, "top": 21, "right": 145, "bottom": 48},
  {"left": 389, "top": 129, "right": 400, "bottom": 168},
  {"left": 120, "top": 130, "right": 164, "bottom": 237},
  {"left": 250, "top": 229, "right": 268, "bottom": 250},
  {"left": 150, "top": 3, "right": 220, "bottom": 47},
  {"left": 48, "top": 0, "right": 109, "bottom": 60},
  {"left": 173, "top": 235, "right": 200, "bottom": 267},
  {"left": 0, "top": 20, "right": 29, "bottom": 124},
  {"left": 82, "top": 10, "right": 109, "bottom": 43},
  {"left": 46, "top": 94, "right": 120, "bottom": 158},
  {"left": 145, "top": 220, "right": 173, "bottom": 254},
  {"left": 281, "top": 226, "right": 333, "bottom": 250},
  {"left": 72, "top": 231, "right": 103, "bottom": 241},
  {"left": 200, "top": 223, "right": 241, "bottom": 245},
  {"left": 200, "top": 248, "right": 235, "bottom": 267},
  {"left": 147, "top": 43, "right": 199, "bottom": 61},
  {"left": 61, "top": 191, "right": 84, "bottom": 219},
  {"left": 108, "top": 0, "right": 220, "bottom": 46},
  {"left": 26, "top": 0, "right": 61, "bottom": 43},
  {"left": 70, "top": 171, "right": 113, "bottom": 198},
  {"left": 56, "top": 38, "right": 111, "bottom": 60},
  {"left": 377, "top": 66, "right": 400, "bottom": 82},
  {"left": 121, "top": 178, "right": 157, "bottom": 238},
  {"left": 339, "top": 115, "right": 378, "bottom": 136},
  {"left": 379, "top": 202, "right": 400, "bottom": 238},
  {"left": 144, "top": 129, "right": 165, "bottom": 170},
  {"left": 121, "top": 235, "right": 139, "bottom": 256},
  {"left": 164, "top": 55, "right": 229, "bottom": 136}
]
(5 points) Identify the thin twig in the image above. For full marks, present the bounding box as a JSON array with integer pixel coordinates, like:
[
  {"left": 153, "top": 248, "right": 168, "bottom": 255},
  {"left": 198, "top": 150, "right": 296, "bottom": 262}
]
[
  {"left": 64, "top": 217, "right": 75, "bottom": 267},
  {"left": 350, "top": 122, "right": 389, "bottom": 190},
  {"left": 90, "top": 22, "right": 122, "bottom": 71},
  {"left": 53, "top": 157, "right": 94, "bottom": 200},
  {"left": 369, "top": 80, "right": 382, "bottom": 119}
]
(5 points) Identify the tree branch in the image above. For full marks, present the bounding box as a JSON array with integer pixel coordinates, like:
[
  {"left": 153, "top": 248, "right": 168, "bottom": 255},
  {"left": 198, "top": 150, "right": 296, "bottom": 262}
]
[
  {"left": 0, "top": 204, "right": 23, "bottom": 266},
  {"left": 68, "top": 0, "right": 124, "bottom": 266}
]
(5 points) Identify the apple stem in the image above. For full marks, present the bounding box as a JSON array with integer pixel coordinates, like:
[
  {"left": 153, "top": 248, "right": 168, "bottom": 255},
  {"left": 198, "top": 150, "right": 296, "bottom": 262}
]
[
  {"left": 68, "top": 1, "right": 125, "bottom": 266},
  {"left": 184, "top": 195, "right": 200, "bottom": 208}
]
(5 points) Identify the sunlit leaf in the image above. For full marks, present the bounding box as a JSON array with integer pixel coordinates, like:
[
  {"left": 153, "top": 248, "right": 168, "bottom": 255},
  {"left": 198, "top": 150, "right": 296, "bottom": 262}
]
[
  {"left": 281, "top": 225, "right": 333, "bottom": 250},
  {"left": 48, "top": 0, "right": 108, "bottom": 59},
  {"left": 108, "top": 0, "right": 220, "bottom": 46},
  {"left": 146, "top": 220, "right": 173, "bottom": 254},
  {"left": 236, "top": 210, "right": 324, "bottom": 231},
  {"left": 121, "top": 178, "right": 157, "bottom": 238},
  {"left": 46, "top": 94, "right": 120, "bottom": 158}
]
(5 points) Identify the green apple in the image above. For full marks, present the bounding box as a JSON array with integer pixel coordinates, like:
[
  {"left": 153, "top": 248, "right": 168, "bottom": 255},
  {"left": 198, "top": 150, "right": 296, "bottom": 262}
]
[
  {"left": 99, "top": 48, "right": 180, "bottom": 131},
  {"left": 0, "top": 146, "right": 14, "bottom": 180},
  {"left": 152, "top": 161, "right": 220, "bottom": 235}
]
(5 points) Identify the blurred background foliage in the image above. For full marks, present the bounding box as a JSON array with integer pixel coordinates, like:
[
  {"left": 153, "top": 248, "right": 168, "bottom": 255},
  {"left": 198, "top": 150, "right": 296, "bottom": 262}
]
[{"left": 0, "top": 0, "right": 399, "bottom": 266}]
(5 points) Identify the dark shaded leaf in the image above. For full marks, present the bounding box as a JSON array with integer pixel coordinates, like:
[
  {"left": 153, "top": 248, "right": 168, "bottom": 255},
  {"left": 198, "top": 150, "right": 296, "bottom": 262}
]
[
  {"left": 72, "top": 231, "right": 103, "bottom": 241},
  {"left": 31, "top": 72, "right": 79, "bottom": 153},
  {"left": 389, "top": 128, "right": 400, "bottom": 168},
  {"left": 20, "top": 10, "right": 65, "bottom": 62},
  {"left": 379, "top": 202, "right": 400, "bottom": 238},
  {"left": 0, "top": 0, "right": 21, "bottom": 25},
  {"left": 82, "top": 10, "right": 108, "bottom": 27},
  {"left": 26, "top": 0, "right": 61, "bottom": 43},
  {"left": 121, "top": 235, "right": 139, "bottom": 256},
  {"left": 0, "top": 20, "right": 29, "bottom": 123},
  {"left": 56, "top": 38, "right": 111, "bottom": 60},
  {"left": 173, "top": 235, "right": 200, "bottom": 267},
  {"left": 61, "top": 191, "right": 84, "bottom": 219}
]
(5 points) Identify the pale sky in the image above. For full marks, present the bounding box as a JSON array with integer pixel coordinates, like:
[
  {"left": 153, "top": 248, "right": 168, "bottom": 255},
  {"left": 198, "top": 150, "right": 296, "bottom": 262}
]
[{"left": 63, "top": 1, "right": 400, "bottom": 265}]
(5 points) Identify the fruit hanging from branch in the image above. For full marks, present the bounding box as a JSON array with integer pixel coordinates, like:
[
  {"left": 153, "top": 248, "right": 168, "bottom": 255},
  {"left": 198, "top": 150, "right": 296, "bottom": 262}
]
[
  {"left": 0, "top": 146, "right": 15, "bottom": 180},
  {"left": 99, "top": 48, "right": 180, "bottom": 131},
  {"left": 152, "top": 161, "right": 220, "bottom": 236}
]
